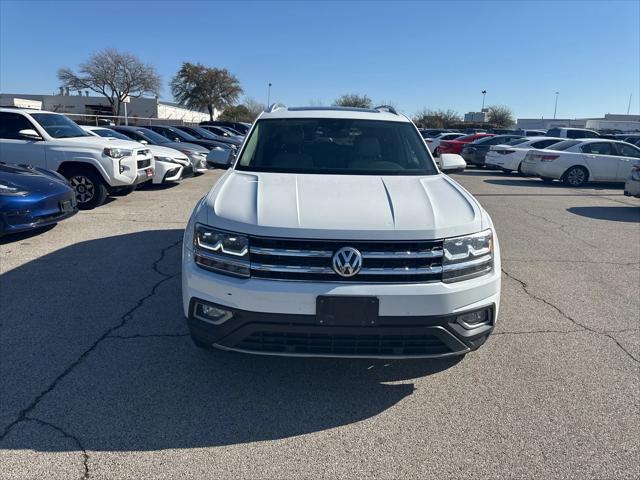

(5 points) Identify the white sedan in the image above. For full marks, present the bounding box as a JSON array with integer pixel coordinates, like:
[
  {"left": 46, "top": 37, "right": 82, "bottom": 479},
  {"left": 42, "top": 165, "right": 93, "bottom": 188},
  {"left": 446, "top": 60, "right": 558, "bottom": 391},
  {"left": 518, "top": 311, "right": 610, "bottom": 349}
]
[
  {"left": 624, "top": 162, "right": 640, "bottom": 198},
  {"left": 520, "top": 139, "right": 640, "bottom": 186},
  {"left": 485, "top": 137, "right": 563, "bottom": 173},
  {"left": 427, "top": 132, "right": 466, "bottom": 155},
  {"left": 82, "top": 126, "right": 190, "bottom": 184}
]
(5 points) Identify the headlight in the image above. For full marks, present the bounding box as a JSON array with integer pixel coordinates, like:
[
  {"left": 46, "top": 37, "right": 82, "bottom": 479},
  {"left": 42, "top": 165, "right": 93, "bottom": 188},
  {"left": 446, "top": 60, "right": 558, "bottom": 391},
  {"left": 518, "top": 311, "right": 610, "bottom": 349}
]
[
  {"left": 193, "top": 224, "right": 250, "bottom": 278},
  {"left": 154, "top": 155, "right": 178, "bottom": 164},
  {"left": 0, "top": 182, "right": 28, "bottom": 196},
  {"left": 103, "top": 147, "right": 132, "bottom": 159},
  {"left": 442, "top": 229, "right": 493, "bottom": 282}
]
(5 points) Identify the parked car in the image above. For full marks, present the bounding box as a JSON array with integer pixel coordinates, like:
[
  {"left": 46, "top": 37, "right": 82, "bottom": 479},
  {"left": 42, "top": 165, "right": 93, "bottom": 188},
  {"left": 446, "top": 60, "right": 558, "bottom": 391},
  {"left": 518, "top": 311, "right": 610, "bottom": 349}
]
[
  {"left": 428, "top": 132, "right": 466, "bottom": 155},
  {"left": 514, "top": 129, "right": 547, "bottom": 137},
  {"left": 82, "top": 126, "right": 190, "bottom": 185},
  {"left": 145, "top": 125, "right": 231, "bottom": 153},
  {"left": 0, "top": 108, "right": 153, "bottom": 209},
  {"left": 439, "top": 133, "right": 495, "bottom": 155},
  {"left": 520, "top": 139, "right": 640, "bottom": 186},
  {"left": 183, "top": 104, "right": 501, "bottom": 358},
  {"left": 484, "top": 137, "right": 563, "bottom": 173},
  {"left": 489, "top": 128, "right": 517, "bottom": 135},
  {"left": 111, "top": 126, "right": 209, "bottom": 174},
  {"left": 0, "top": 162, "right": 77, "bottom": 236},
  {"left": 173, "top": 125, "right": 242, "bottom": 148},
  {"left": 199, "top": 125, "right": 245, "bottom": 139},
  {"left": 616, "top": 134, "right": 640, "bottom": 144},
  {"left": 418, "top": 128, "right": 451, "bottom": 139},
  {"left": 624, "top": 162, "right": 640, "bottom": 198},
  {"left": 200, "top": 120, "right": 251, "bottom": 135},
  {"left": 546, "top": 127, "right": 600, "bottom": 139},
  {"left": 461, "top": 135, "right": 524, "bottom": 167}
]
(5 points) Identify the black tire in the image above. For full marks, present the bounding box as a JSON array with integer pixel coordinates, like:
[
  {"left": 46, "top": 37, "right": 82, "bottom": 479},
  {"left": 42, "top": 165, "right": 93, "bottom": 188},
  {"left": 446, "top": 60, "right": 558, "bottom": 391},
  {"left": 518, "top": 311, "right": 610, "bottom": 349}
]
[
  {"left": 517, "top": 163, "right": 523, "bottom": 174},
  {"left": 64, "top": 166, "right": 108, "bottom": 210},
  {"left": 191, "top": 334, "right": 213, "bottom": 350},
  {"left": 562, "top": 166, "right": 589, "bottom": 187},
  {"left": 433, "top": 147, "right": 440, "bottom": 157},
  {"left": 111, "top": 185, "right": 136, "bottom": 196}
]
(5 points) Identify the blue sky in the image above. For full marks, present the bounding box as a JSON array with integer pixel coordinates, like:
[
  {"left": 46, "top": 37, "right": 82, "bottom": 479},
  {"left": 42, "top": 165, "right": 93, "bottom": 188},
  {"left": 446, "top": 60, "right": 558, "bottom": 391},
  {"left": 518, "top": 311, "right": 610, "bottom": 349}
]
[{"left": 1, "top": 0, "right": 638, "bottom": 119}]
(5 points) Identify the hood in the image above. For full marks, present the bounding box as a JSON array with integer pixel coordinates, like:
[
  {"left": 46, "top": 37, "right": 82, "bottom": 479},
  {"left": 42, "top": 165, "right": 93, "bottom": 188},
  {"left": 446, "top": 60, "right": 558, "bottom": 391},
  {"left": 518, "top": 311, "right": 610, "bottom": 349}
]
[
  {"left": 145, "top": 144, "right": 189, "bottom": 159},
  {"left": 59, "top": 136, "right": 143, "bottom": 150},
  {"left": 205, "top": 171, "right": 484, "bottom": 240},
  {"left": 0, "top": 163, "right": 71, "bottom": 194},
  {"left": 165, "top": 142, "right": 208, "bottom": 154}
]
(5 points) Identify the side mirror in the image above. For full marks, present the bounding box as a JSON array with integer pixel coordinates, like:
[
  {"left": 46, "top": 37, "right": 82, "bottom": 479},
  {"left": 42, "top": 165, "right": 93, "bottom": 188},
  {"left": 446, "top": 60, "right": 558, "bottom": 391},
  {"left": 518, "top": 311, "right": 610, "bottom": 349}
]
[
  {"left": 19, "top": 129, "right": 42, "bottom": 141},
  {"left": 439, "top": 153, "right": 466, "bottom": 174},
  {"left": 139, "top": 140, "right": 148, "bottom": 145},
  {"left": 206, "top": 147, "right": 233, "bottom": 169}
]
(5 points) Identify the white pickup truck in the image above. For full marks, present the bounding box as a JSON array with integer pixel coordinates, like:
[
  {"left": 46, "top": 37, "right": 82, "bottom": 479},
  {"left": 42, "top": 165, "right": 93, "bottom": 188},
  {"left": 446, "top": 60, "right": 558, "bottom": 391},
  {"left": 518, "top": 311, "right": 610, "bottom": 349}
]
[
  {"left": 0, "top": 108, "right": 154, "bottom": 208},
  {"left": 182, "top": 105, "right": 501, "bottom": 359}
]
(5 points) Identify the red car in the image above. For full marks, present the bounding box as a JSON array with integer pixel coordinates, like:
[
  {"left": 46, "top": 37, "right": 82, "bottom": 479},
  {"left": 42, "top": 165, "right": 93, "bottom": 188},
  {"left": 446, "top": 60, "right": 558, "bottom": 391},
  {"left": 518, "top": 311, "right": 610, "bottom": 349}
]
[{"left": 438, "top": 133, "right": 495, "bottom": 155}]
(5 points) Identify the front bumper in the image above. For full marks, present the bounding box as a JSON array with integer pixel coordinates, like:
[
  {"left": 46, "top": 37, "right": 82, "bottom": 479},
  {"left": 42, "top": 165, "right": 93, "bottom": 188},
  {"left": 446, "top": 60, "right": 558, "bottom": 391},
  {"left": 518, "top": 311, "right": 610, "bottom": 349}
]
[
  {"left": 0, "top": 189, "right": 77, "bottom": 236},
  {"left": 182, "top": 255, "right": 501, "bottom": 358}
]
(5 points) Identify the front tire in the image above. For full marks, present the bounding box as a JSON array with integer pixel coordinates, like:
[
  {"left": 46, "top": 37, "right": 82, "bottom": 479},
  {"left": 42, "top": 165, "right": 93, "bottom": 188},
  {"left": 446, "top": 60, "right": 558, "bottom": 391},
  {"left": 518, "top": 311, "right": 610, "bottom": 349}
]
[
  {"left": 66, "top": 167, "right": 108, "bottom": 210},
  {"left": 562, "top": 166, "right": 588, "bottom": 187},
  {"left": 433, "top": 147, "right": 440, "bottom": 157}
]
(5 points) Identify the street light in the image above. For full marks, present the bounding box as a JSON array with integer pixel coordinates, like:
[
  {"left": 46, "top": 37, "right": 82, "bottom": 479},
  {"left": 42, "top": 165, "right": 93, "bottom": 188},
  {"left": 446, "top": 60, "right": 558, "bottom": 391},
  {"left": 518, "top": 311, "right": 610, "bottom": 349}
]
[
  {"left": 267, "top": 83, "right": 272, "bottom": 107},
  {"left": 553, "top": 92, "right": 559, "bottom": 119},
  {"left": 481, "top": 90, "right": 487, "bottom": 111}
]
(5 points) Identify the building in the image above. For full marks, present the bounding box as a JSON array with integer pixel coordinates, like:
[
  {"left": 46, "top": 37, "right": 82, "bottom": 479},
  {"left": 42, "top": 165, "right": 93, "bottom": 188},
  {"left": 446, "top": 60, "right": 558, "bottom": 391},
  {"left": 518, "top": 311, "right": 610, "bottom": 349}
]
[
  {"left": 516, "top": 114, "right": 640, "bottom": 132},
  {"left": 464, "top": 111, "right": 488, "bottom": 123},
  {"left": 0, "top": 92, "right": 216, "bottom": 123}
]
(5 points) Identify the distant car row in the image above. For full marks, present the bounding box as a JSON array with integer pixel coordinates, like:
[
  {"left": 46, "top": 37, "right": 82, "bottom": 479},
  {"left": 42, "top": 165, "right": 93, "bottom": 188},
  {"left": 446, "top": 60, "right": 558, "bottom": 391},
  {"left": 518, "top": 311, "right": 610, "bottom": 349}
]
[{"left": 0, "top": 107, "right": 249, "bottom": 236}]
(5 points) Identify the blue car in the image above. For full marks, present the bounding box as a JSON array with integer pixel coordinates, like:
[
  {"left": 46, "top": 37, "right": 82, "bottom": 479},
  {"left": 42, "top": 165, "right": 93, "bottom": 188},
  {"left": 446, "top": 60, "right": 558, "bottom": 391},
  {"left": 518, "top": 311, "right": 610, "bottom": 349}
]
[{"left": 0, "top": 162, "right": 78, "bottom": 236}]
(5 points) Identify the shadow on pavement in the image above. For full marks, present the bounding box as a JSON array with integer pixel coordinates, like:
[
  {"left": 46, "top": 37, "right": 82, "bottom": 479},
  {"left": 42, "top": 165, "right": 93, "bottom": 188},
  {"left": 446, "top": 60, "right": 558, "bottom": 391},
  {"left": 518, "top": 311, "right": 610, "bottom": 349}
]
[
  {"left": 484, "top": 178, "right": 623, "bottom": 190},
  {"left": 0, "top": 230, "right": 461, "bottom": 451},
  {"left": 567, "top": 206, "right": 640, "bottom": 223},
  {"left": 0, "top": 224, "right": 56, "bottom": 245}
]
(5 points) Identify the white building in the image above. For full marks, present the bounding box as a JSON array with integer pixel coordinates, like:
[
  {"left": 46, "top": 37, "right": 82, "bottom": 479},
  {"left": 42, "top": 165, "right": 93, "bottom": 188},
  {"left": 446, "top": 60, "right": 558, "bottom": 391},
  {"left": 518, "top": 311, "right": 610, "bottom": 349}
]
[
  {"left": 0, "top": 92, "right": 216, "bottom": 123},
  {"left": 516, "top": 114, "right": 640, "bottom": 132}
]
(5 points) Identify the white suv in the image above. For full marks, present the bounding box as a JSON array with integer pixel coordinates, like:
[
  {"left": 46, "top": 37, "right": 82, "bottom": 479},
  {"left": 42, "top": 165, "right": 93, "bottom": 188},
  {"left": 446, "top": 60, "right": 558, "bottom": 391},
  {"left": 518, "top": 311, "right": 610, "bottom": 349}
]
[
  {"left": 0, "top": 108, "right": 154, "bottom": 209},
  {"left": 182, "top": 105, "right": 501, "bottom": 359}
]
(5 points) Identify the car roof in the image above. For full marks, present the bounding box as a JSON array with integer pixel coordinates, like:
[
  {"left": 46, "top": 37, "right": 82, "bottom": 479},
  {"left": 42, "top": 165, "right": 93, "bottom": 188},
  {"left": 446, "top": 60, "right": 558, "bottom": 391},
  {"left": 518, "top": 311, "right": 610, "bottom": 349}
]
[
  {"left": 259, "top": 105, "right": 411, "bottom": 123},
  {"left": 0, "top": 107, "right": 60, "bottom": 115}
]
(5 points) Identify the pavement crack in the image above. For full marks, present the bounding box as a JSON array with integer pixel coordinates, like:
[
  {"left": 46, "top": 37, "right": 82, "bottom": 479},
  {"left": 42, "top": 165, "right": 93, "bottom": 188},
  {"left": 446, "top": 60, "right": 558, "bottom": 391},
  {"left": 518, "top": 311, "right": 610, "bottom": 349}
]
[
  {"left": 26, "top": 417, "right": 89, "bottom": 480},
  {"left": 523, "top": 209, "right": 598, "bottom": 250},
  {"left": 0, "top": 238, "right": 183, "bottom": 443},
  {"left": 503, "top": 258, "right": 639, "bottom": 267},
  {"left": 502, "top": 268, "right": 639, "bottom": 364},
  {"left": 493, "top": 329, "right": 583, "bottom": 336}
]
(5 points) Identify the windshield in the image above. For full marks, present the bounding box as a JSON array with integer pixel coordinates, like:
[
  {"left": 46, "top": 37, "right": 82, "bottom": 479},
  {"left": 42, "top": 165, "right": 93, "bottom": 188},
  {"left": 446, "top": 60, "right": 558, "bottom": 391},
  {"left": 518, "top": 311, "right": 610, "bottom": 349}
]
[
  {"left": 505, "top": 138, "right": 529, "bottom": 146},
  {"left": 547, "top": 140, "right": 580, "bottom": 151},
  {"left": 135, "top": 128, "right": 171, "bottom": 144},
  {"left": 236, "top": 118, "right": 438, "bottom": 176},
  {"left": 31, "top": 113, "right": 89, "bottom": 139},
  {"left": 170, "top": 128, "right": 198, "bottom": 142},
  {"left": 94, "top": 128, "right": 131, "bottom": 141},
  {"left": 190, "top": 127, "right": 219, "bottom": 140},
  {"left": 455, "top": 134, "right": 483, "bottom": 142}
]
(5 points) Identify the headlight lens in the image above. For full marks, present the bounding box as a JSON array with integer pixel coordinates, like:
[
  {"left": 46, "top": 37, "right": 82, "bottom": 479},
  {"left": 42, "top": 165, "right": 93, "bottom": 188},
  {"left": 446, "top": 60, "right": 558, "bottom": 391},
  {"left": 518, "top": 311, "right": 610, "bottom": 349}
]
[
  {"left": 154, "top": 155, "right": 175, "bottom": 163},
  {"left": 0, "top": 182, "right": 28, "bottom": 196},
  {"left": 442, "top": 229, "right": 493, "bottom": 282},
  {"left": 103, "top": 147, "right": 132, "bottom": 159},
  {"left": 193, "top": 224, "right": 250, "bottom": 277}
]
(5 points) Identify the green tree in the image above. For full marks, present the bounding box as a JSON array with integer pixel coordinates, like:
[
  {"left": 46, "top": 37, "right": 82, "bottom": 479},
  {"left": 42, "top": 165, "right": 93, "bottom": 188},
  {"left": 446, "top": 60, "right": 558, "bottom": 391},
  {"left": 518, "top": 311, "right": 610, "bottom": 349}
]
[
  {"left": 333, "top": 93, "right": 372, "bottom": 108},
  {"left": 486, "top": 105, "right": 514, "bottom": 127},
  {"left": 57, "top": 49, "right": 161, "bottom": 117},
  {"left": 412, "top": 109, "right": 461, "bottom": 128},
  {"left": 170, "top": 62, "right": 243, "bottom": 121}
]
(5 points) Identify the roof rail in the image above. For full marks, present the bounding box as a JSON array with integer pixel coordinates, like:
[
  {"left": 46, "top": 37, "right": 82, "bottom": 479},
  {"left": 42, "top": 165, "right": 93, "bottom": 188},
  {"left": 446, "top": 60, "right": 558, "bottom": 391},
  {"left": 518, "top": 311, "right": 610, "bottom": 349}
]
[
  {"left": 265, "top": 103, "right": 287, "bottom": 113},
  {"left": 374, "top": 105, "right": 398, "bottom": 115}
]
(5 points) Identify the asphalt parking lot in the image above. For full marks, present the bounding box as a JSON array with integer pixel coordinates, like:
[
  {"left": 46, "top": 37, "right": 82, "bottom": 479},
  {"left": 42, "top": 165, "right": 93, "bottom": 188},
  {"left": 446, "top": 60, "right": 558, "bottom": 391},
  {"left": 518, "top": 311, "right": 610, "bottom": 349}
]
[{"left": 1, "top": 170, "right": 639, "bottom": 480}]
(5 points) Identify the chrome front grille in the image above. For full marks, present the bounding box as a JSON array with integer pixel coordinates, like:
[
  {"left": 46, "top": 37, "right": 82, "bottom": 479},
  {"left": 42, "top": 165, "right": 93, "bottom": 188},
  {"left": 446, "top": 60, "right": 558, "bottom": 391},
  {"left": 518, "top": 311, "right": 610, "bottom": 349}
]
[{"left": 248, "top": 236, "right": 444, "bottom": 283}]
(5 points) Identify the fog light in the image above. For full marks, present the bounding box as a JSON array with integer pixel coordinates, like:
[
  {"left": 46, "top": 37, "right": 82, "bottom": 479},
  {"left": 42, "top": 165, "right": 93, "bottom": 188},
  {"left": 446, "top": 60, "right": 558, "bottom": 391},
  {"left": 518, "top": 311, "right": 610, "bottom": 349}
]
[
  {"left": 194, "top": 302, "right": 233, "bottom": 325},
  {"left": 456, "top": 309, "right": 490, "bottom": 329}
]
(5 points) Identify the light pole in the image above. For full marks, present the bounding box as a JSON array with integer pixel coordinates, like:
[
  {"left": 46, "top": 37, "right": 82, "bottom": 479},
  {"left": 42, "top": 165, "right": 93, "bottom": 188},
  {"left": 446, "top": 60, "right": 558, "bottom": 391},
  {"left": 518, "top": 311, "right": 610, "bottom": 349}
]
[
  {"left": 553, "top": 91, "right": 559, "bottom": 119},
  {"left": 627, "top": 93, "right": 633, "bottom": 115},
  {"left": 267, "top": 83, "right": 272, "bottom": 107},
  {"left": 481, "top": 90, "right": 487, "bottom": 111}
]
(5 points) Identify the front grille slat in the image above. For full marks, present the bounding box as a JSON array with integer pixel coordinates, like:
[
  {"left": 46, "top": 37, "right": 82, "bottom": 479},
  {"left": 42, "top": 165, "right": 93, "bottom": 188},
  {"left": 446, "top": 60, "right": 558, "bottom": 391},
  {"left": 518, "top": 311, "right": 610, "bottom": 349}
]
[{"left": 248, "top": 236, "right": 443, "bottom": 283}]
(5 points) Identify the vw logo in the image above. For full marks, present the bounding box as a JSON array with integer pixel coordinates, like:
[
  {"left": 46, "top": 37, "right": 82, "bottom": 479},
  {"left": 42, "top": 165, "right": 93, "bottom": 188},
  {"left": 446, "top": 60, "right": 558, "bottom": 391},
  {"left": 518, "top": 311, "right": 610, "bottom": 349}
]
[{"left": 332, "top": 247, "right": 363, "bottom": 277}]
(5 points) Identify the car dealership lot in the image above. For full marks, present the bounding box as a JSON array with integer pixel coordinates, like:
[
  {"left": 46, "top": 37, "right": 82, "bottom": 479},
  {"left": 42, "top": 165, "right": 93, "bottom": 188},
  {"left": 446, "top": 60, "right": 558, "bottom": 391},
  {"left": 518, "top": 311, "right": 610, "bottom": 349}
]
[{"left": 1, "top": 171, "right": 638, "bottom": 479}]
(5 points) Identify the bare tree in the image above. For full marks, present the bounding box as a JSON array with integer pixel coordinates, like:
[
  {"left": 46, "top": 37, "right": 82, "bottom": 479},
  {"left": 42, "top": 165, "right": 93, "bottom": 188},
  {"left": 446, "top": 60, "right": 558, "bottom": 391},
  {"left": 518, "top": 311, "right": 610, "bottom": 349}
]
[
  {"left": 219, "top": 97, "right": 266, "bottom": 123},
  {"left": 243, "top": 97, "right": 266, "bottom": 119},
  {"left": 57, "top": 49, "right": 161, "bottom": 117},
  {"left": 333, "top": 93, "right": 372, "bottom": 108},
  {"left": 413, "top": 108, "right": 461, "bottom": 128},
  {"left": 170, "top": 62, "right": 243, "bottom": 121},
  {"left": 486, "top": 105, "right": 514, "bottom": 127}
]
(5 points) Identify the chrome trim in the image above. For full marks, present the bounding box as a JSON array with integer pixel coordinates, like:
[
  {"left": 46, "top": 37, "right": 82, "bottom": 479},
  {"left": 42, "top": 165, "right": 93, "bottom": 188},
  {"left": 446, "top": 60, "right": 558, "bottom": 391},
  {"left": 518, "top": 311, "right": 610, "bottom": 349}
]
[
  {"left": 361, "top": 249, "right": 443, "bottom": 259},
  {"left": 250, "top": 263, "right": 333, "bottom": 274},
  {"left": 195, "top": 250, "right": 250, "bottom": 268},
  {"left": 442, "top": 254, "right": 492, "bottom": 272},
  {"left": 250, "top": 263, "right": 442, "bottom": 276},
  {"left": 359, "top": 266, "right": 443, "bottom": 275},
  {"left": 250, "top": 247, "right": 332, "bottom": 258},
  {"left": 212, "top": 343, "right": 470, "bottom": 360}
]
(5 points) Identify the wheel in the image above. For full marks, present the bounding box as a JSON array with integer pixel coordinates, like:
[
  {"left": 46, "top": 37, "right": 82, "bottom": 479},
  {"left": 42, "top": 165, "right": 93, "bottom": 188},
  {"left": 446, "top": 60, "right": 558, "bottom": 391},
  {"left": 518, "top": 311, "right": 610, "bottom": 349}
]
[
  {"left": 66, "top": 167, "right": 108, "bottom": 209},
  {"left": 190, "top": 334, "right": 213, "bottom": 350},
  {"left": 433, "top": 147, "right": 440, "bottom": 157},
  {"left": 562, "top": 166, "right": 588, "bottom": 187},
  {"left": 516, "top": 163, "right": 523, "bottom": 174}
]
